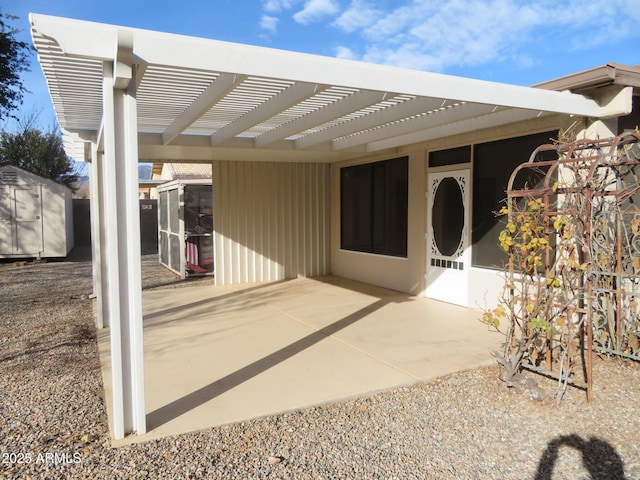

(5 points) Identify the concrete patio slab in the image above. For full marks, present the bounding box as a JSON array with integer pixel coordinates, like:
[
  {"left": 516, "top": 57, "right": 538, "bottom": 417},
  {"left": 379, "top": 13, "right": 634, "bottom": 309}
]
[{"left": 98, "top": 276, "right": 500, "bottom": 446}]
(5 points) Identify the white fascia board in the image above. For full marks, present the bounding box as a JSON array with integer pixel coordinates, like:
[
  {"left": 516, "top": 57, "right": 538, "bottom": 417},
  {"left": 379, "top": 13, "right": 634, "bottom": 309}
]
[
  {"left": 30, "top": 14, "right": 118, "bottom": 60},
  {"left": 132, "top": 33, "right": 600, "bottom": 117},
  {"left": 30, "top": 14, "right": 602, "bottom": 118}
]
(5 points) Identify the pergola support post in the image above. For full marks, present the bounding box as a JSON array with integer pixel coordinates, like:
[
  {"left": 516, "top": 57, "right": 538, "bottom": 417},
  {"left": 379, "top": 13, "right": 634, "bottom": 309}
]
[
  {"left": 99, "top": 54, "right": 146, "bottom": 438},
  {"left": 89, "top": 141, "right": 104, "bottom": 329}
]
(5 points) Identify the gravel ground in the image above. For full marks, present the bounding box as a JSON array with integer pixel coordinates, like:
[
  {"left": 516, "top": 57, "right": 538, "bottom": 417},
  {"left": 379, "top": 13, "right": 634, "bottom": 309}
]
[{"left": 1, "top": 248, "right": 639, "bottom": 479}]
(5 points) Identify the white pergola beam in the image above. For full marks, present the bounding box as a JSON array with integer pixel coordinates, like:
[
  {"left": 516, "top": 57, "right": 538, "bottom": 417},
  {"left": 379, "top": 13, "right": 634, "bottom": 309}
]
[
  {"left": 113, "top": 30, "right": 133, "bottom": 89},
  {"left": 211, "top": 82, "right": 322, "bottom": 146},
  {"left": 366, "top": 108, "right": 549, "bottom": 152},
  {"left": 295, "top": 96, "right": 447, "bottom": 149},
  {"left": 333, "top": 102, "right": 497, "bottom": 151},
  {"left": 162, "top": 73, "right": 241, "bottom": 145},
  {"left": 255, "top": 90, "right": 387, "bottom": 148}
]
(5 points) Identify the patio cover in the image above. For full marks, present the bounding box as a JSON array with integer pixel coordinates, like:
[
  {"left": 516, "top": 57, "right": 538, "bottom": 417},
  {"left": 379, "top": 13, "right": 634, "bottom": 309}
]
[{"left": 29, "top": 13, "right": 629, "bottom": 439}]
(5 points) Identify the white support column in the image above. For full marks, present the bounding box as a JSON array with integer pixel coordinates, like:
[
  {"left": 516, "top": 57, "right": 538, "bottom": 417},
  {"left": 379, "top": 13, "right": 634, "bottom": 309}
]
[
  {"left": 89, "top": 141, "right": 104, "bottom": 329},
  {"left": 97, "top": 149, "right": 112, "bottom": 330},
  {"left": 101, "top": 51, "right": 146, "bottom": 438},
  {"left": 116, "top": 68, "right": 146, "bottom": 436}
]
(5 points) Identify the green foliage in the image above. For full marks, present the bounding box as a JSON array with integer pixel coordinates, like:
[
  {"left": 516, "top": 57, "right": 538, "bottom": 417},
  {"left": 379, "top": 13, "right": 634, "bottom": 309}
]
[
  {"left": 0, "top": 10, "right": 31, "bottom": 122},
  {"left": 0, "top": 123, "right": 79, "bottom": 190}
]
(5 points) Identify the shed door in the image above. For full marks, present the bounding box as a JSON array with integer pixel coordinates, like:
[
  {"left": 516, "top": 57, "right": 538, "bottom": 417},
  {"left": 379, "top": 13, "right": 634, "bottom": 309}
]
[
  {"left": 0, "top": 186, "right": 11, "bottom": 254},
  {"left": 426, "top": 170, "right": 470, "bottom": 306},
  {"left": 13, "top": 186, "right": 43, "bottom": 255}
]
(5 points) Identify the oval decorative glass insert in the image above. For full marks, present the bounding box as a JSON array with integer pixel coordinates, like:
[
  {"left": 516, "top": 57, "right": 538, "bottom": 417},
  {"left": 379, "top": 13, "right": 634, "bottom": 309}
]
[{"left": 432, "top": 177, "right": 464, "bottom": 256}]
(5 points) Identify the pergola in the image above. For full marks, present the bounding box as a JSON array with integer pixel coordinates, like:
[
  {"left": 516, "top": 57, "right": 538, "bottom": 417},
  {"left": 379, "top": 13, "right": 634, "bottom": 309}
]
[{"left": 30, "top": 13, "right": 624, "bottom": 439}]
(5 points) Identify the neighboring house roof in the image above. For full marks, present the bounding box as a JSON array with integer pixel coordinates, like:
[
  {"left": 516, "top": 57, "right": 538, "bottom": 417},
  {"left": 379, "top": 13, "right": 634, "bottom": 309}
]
[
  {"left": 138, "top": 179, "right": 165, "bottom": 188},
  {"left": 160, "top": 163, "right": 212, "bottom": 180},
  {"left": 30, "top": 14, "right": 620, "bottom": 166}
]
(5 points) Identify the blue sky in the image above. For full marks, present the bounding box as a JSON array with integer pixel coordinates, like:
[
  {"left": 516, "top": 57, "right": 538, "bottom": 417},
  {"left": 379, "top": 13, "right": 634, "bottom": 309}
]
[{"left": 5, "top": 0, "right": 640, "bottom": 134}]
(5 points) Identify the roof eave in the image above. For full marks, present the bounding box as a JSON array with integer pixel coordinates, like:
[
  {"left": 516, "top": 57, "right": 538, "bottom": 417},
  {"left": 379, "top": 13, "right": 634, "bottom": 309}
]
[{"left": 534, "top": 63, "right": 640, "bottom": 93}]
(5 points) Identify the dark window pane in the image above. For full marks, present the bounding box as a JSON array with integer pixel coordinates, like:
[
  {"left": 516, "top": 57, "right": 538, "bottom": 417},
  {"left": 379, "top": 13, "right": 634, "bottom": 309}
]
[
  {"left": 372, "top": 157, "right": 408, "bottom": 256},
  {"left": 619, "top": 96, "right": 639, "bottom": 134},
  {"left": 340, "top": 157, "right": 408, "bottom": 257},
  {"left": 429, "top": 145, "right": 471, "bottom": 168},
  {"left": 472, "top": 131, "right": 557, "bottom": 269},
  {"left": 341, "top": 163, "right": 372, "bottom": 253}
]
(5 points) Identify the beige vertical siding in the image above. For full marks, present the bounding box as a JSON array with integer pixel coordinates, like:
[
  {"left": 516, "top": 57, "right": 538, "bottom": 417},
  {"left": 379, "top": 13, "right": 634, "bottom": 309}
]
[{"left": 212, "top": 160, "right": 330, "bottom": 285}]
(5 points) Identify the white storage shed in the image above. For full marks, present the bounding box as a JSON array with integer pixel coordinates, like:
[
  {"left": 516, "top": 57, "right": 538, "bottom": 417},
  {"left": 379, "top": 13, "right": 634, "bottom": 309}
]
[{"left": 0, "top": 165, "right": 74, "bottom": 258}]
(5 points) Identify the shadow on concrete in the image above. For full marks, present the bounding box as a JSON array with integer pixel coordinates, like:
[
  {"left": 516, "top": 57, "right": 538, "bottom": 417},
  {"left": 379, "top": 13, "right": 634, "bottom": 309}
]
[
  {"left": 534, "top": 434, "right": 628, "bottom": 480},
  {"left": 146, "top": 295, "right": 404, "bottom": 431},
  {"left": 142, "top": 279, "right": 292, "bottom": 329}
]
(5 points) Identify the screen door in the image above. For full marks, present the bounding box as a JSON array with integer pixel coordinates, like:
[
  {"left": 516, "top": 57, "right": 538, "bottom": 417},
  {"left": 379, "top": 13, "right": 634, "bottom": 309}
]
[{"left": 426, "top": 170, "right": 470, "bottom": 306}]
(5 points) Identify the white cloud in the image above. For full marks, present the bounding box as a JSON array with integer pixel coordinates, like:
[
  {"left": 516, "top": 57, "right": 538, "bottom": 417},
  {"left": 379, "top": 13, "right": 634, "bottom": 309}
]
[
  {"left": 360, "top": 0, "right": 436, "bottom": 41},
  {"left": 333, "top": 0, "right": 640, "bottom": 72},
  {"left": 335, "top": 46, "right": 357, "bottom": 60},
  {"left": 263, "top": 0, "right": 298, "bottom": 13},
  {"left": 260, "top": 0, "right": 301, "bottom": 34},
  {"left": 260, "top": 15, "right": 280, "bottom": 33},
  {"left": 559, "top": 0, "right": 640, "bottom": 50},
  {"left": 359, "top": 43, "right": 447, "bottom": 72},
  {"left": 401, "top": 0, "right": 538, "bottom": 67},
  {"left": 293, "top": 0, "right": 341, "bottom": 25},
  {"left": 333, "top": 0, "right": 383, "bottom": 33}
]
